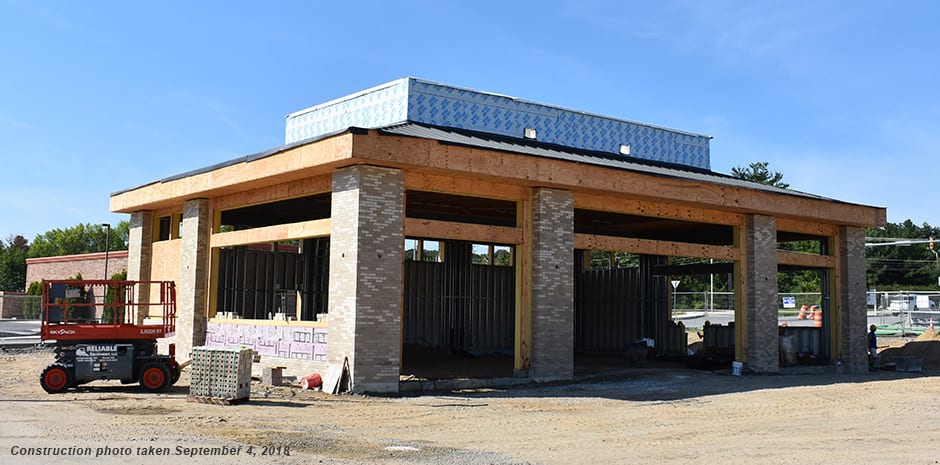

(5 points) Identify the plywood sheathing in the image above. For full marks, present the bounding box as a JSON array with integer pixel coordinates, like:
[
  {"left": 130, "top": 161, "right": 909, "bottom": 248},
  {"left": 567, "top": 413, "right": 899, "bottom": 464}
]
[
  {"left": 351, "top": 132, "right": 885, "bottom": 228},
  {"left": 112, "top": 129, "right": 885, "bottom": 231},
  {"left": 110, "top": 134, "right": 354, "bottom": 213}
]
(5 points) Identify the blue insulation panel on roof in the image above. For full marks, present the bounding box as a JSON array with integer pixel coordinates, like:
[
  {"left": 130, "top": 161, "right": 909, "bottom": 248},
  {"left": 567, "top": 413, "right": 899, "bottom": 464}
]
[
  {"left": 285, "top": 79, "right": 409, "bottom": 143},
  {"left": 285, "top": 78, "right": 710, "bottom": 169}
]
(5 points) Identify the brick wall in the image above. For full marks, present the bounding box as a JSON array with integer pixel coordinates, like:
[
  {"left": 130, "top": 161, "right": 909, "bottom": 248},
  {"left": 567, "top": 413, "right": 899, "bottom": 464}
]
[
  {"left": 128, "top": 211, "right": 153, "bottom": 322},
  {"left": 839, "top": 226, "right": 868, "bottom": 372},
  {"left": 529, "top": 188, "right": 575, "bottom": 381},
  {"left": 328, "top": 165, "right": 404, "bottom": 393},
  {"left": 26, "top": 251, "right": 129, "bottom": 286},
  {"left": 743, "top": 214, "right": 779, "bottom": 373},
  {"left": 174, "top": 199, "right": 211, "bottom": 360}
]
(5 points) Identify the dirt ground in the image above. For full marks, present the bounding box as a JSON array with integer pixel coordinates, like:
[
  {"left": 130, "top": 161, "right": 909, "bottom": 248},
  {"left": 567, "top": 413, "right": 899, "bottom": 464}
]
[{"left": 2, "top": 333, "right": 939, "bottom": 465}]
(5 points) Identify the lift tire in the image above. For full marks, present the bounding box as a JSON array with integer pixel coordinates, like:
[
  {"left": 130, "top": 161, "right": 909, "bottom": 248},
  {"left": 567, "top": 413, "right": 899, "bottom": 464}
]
[
  {"left": 139, "top": 362, "right": 171, "bottom": 392},
  {"left": 40, "top": 364, "right": 72, "bottom": 394},
  {"left": 170, "top": 365, "right": 181, "bottom": 385}
]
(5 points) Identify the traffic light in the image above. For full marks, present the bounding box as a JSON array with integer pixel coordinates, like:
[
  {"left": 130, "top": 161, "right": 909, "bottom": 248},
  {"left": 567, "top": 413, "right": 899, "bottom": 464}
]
[{"left": 931, "top": 237, "right": 935, "bottom": 250}]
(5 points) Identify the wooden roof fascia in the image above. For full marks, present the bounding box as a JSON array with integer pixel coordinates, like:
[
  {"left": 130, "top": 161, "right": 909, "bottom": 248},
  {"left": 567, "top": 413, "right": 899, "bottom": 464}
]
[
  {"left": 350, "top": 131, "right": 887, "bottom": 228},
  {"left": 109, "top": 133, "right": 356, "bottom": 213},
  {"left": 110, "top": 127, "right": 887, "bottom": 232}
]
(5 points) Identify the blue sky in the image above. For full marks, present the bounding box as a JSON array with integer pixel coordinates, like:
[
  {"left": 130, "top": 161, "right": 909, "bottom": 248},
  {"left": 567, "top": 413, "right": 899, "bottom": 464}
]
[{"left": 1, "top": 1, "right": 937, "bottom": 241}]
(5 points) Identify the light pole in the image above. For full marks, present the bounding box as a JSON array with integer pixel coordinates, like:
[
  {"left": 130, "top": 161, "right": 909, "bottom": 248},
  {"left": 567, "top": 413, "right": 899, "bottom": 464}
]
[{"left": 102, "top": 223, "right": 111, "bottom": 280}]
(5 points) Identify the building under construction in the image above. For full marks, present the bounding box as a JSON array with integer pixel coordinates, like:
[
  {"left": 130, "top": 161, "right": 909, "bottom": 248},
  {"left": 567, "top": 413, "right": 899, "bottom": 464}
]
[{"left": 110, "top": 78, "right": 886, "bottom": 393}]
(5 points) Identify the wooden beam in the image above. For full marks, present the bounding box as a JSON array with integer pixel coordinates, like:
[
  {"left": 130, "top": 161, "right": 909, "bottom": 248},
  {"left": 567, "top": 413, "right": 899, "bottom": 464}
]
[
  {"left": 515, "top": 193, "right": 532, "bottom": 371},
  {"left": 828, "top": 232, "right": 841, "bottom": 359},
  {"left": 209, "top": 218, "right": 331, "bottom": 248},
  {"left": 208, "top": 209, "right": 222, "bottom": 318},
  {"left": 213, "top": 174, "right": 331, "bottom": 212},
  {"left": 404, "top": 172, "right": 526, "bottom": 201},
  {"left": 653, "top": 262, "right": 735, "bottom": 276},
  {"left": 776, "top": 250, "right": 833, "bottom": 269},
  {"left": 111, "top": 133, "right": 354, "bottom": 213},
  {"left": 575, "top": 192, "right": 742, "bottom": 226},
  {"left": 114, "top": 128, "right": 886, "bottom": 229},
  {"left": 574, "top": 233, "right": 739, "bottom": 261},
  {"left": 734, "top": 224, "right": 747, "bottom": 362},
  {"left": 404, "top": 218, "right": 523, "bottom": 244},
  {"left": 776, "top": 217, "right": 838, "bottom": 237},
  {"left": 352, "top": 131, "right": 886, "bottom": 227}
]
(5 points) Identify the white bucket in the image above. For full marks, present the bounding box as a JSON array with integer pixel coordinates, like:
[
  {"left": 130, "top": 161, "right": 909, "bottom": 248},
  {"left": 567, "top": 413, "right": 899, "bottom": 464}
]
[{"left": 731, "top": 361, "right": 743, "bottom": 376}]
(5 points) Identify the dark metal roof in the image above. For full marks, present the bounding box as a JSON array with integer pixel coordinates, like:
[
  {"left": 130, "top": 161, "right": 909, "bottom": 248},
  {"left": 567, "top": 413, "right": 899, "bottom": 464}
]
[{"left": 378, "top": 122, "right": 833, "bottom": 202}]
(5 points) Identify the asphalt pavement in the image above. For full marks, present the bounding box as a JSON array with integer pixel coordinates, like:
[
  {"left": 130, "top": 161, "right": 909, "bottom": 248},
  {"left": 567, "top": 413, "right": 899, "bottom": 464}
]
[
  {"left": 0, "top": 319, "right": 40, "bottom": 347},
  {"left": 0, "top": 311, "right": 926, "bottom": 349},
  {"left": 675, "top": 311, "right": 924, "bottom": 335}
]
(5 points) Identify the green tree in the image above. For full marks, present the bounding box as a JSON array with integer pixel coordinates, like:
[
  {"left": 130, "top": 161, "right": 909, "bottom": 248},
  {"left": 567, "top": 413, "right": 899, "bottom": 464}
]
[
  {"left": 0, "top": 235, "right": 29, "bottom": 291},
  {"left": 866, "top": 220, "right": 939, "bottom": 287},
  {"left": 777, "top": 239, "right": 823, "bottom": 293},
  {"left": 28, "top": 221, "right": 129, "bottom": 258},
  {"left": 494, "top": 248, "right": 512, "bottom": 266},
  {"left": 731, "top": 161, "right": 789, "bottom": 188},
  {"left": 23, "top": 281, "right": 42, "bottom": 319},
  {"left": 103, "top": 269, "right": 129, "bottom": 324}
]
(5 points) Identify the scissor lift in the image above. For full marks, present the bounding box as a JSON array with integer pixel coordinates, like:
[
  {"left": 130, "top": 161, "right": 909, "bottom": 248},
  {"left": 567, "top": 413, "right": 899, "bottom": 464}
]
[{"left": 39, "top": 280, "right": 179, "bottom": 393}]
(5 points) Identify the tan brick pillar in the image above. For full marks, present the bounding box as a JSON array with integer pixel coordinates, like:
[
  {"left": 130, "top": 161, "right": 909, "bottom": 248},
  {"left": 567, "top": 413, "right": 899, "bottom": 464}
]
[
  {"left": 327, "top": 165, "right": 404, "bottom": 393},
  {"left": 741, "top": 214, "right": 779, "bottom": 373},
  {"left": 176, "top": 199, "right": 211, "bottom": 360},
  {"left": 529, "top": 188, "right": 574, "bottom": 382},
  {"left": 127, "top": 210, "right": 153, "bottom": 323},
  {"left": 838, "top": 226, "right": 868, "bottom": 372}
]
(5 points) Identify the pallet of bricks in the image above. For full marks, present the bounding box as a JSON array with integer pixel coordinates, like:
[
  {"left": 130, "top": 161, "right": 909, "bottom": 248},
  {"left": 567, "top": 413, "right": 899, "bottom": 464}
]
[{"left": 188, "top": 346, "right": 252, "bottom": 404}]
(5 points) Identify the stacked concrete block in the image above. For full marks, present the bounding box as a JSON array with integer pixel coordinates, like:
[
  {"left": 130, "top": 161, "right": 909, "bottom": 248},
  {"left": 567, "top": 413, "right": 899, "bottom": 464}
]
[{"left": 190, "top": 346, "right": 252, "bottom": 401}]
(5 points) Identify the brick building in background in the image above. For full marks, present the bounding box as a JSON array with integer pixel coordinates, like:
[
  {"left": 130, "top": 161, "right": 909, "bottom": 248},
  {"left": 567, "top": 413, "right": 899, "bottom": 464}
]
[
  {"left": 0, "top": 251, "right": 129, "bottom": 319},
  {"left": 108, "top": 78, "right": 885, "bottom": 393},
  {"left": 25, "top": 251, "right": 128, "bottom": 285}
]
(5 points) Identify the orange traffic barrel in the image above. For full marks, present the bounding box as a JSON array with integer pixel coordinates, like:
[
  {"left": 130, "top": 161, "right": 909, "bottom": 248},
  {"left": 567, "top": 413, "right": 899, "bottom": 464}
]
[
  {"left": 812, "top": 305, "right": 822, "bottom": 328},
  {"left": 797, "top": 304, "right": 808, "bottom": 320}
]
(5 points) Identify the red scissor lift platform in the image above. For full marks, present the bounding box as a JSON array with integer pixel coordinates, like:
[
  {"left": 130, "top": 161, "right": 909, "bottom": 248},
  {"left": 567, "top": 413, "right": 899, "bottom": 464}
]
[{"left": 39, "top": 280, "right": 180, "bottom": 393}]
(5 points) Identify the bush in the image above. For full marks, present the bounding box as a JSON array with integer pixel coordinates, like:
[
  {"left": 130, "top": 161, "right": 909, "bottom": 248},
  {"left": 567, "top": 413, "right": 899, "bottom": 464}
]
[
  {"left": 22, "top": 281, "right": 42, "bottom": 319},
  {"left": 103, "top": 270, "right": 128, "bottom": 324}
]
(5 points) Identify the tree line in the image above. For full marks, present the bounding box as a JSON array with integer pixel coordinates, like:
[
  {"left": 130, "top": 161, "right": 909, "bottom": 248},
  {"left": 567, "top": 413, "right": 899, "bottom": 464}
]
[
  {"left": 0, "top": 222, "right": 129, "bottom": 292},
  {"left": 731, "top": 162, "right": 940, "bottom": 290}
]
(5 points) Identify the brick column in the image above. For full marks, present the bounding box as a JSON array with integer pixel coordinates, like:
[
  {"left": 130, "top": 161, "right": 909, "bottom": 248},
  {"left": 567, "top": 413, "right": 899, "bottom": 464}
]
[
  {"left": 838, "top": 226, "right": 868, "bottom": 372},
  {"left": 176, "top": 199, "right": 211, "bottom": 360},
  {"left": 127, "top": 211, "right": 153, "bottom": 323},
  {"left": 529, "top": 188, "right": 574, "bottom": 381},
  {"left": 742, "top": 214, "right": 779, "bottom": 373},
  {"left": 328, "top": 165, "right": 404, "bottom": 393}
]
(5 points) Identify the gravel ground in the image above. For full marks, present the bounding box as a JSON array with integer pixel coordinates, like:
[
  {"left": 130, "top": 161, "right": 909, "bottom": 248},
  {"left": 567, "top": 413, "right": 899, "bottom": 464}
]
[{"left": 2, "top": 340, "right": 939, "bottom": 465}]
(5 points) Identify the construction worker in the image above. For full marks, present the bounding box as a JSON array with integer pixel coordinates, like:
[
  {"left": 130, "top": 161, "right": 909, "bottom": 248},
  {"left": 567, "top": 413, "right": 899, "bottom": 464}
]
[{"left": 868, "top": 324, "right": 879, "bottom": 370}]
